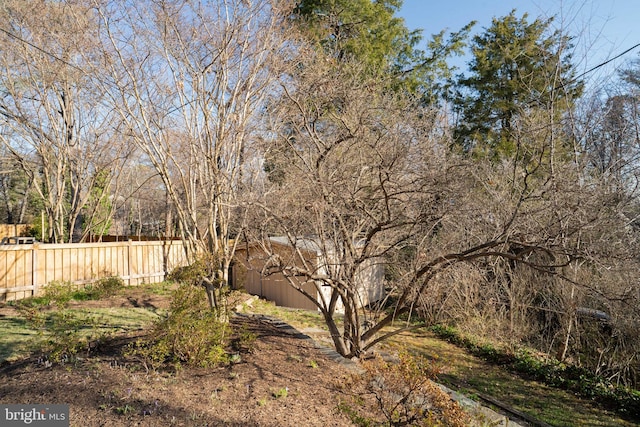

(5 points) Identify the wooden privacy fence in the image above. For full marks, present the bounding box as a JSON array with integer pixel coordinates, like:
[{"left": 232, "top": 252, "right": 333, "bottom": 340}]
[
  {"left": 0, "top": 240, "right": 190, "bottom": 301},
  {"left": 0, "top": 224, "right": 28, "bottom": 239}
]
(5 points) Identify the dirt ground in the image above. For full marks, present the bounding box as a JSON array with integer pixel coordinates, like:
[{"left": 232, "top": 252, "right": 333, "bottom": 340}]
[{"left": 0, "top": 292, "right": 356, "bottom": 426}]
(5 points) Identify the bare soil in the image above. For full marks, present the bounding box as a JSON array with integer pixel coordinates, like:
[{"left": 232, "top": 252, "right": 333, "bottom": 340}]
[{"left": 0, "top": 292, "right": 355, "bottom": 426}]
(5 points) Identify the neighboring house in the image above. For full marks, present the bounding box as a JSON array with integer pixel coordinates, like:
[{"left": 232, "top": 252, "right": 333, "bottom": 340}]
[{"left": 232, "top": 237, "right": 385, "bottom": 313}]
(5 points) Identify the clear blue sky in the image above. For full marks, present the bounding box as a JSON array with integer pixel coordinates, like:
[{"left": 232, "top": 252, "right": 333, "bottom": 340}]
[{"left": 398, "top": 0, "right": 640, "bottom": 85}]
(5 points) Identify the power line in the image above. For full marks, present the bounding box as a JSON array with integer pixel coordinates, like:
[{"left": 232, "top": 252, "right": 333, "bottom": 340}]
[
  {"left": 548, "top": 42, "right": 640, "bottom": 96},
  {"left": 0, "top": 26, "right": 86, "bottom": 74},
  {"left": 1, "top": 23, "right": 639, "bottom": 102},
  {"left": 2, "top": 21, "right": 639, "bottom": 85},
  {"left": 572, "top": 42, "right": 640, "bottom": 83}
]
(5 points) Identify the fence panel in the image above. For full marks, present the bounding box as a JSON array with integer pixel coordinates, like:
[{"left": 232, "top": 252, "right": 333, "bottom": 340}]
[
  {"left": 0, "top": 246, "right": 33, "bottom": 301},
  {"left": 0, "top": 240, "right": 189, "bottom": 301},
  {"left": 0, "top": 224, "right": 28, "bottom": 239}
]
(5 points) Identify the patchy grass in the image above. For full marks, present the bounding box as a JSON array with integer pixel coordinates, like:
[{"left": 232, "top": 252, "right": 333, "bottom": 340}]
[
  {"left": 75, "top": 307, "right": 165, "bottom": 332},
  {"left": 244, "top": 299, "right": 342, "bottom": 349},
  {"left": 0, "top": 282, "right": 173, "bottom": 363},
  {"left": 0, "top": 307, "right": 165, "bottom": 363},
  {"left": 0, "top": 288, "right": 359, "bottom": 426},
  {"left": 0, "top": 315, "right": 42, "bottom": 362},
  {"left": 2, "top": 289, "right": 637, "bottom": 426},
  {"left": 399, "top": 330, "right": 636, "bottom": 427},
  {"left": 129, "top": 281, "right": 176, "bottom": 297},
  {"left": 245, "top": 301, "right": 638, "bottom": 427},
  {"left": 247, "top": 298, "right": 328, "bottom": 329}
]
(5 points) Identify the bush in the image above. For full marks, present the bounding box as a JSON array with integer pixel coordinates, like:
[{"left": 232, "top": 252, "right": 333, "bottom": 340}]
[
  {"left": 167, "top": 254, "right": 218, "bottom": 286},
  {"left": 12, "top": 279, "right": 121, "bottom": 363},
  {"left": 85, "top": 276, "right": 124, "bottom": 299},
  {"left": 14, "top": 276, "right": 125, "bottom": 310},
  {"left": 168, "top": 254, "right": 229, "bottom": 311},
  {"left": 337, "top": 351, "right": 469, "bottom": 427},
  {"left": 42, "top": 310, "right": 99, "bottom": 362},
  {"left": 127, "top": 284, "right": 230, "bottom": 370},
  {"left": 42, "top": 280, "right": 75, "bottom": 308},
  {"left": 14, "top": 303, "right": 100, "bottom": 363}
]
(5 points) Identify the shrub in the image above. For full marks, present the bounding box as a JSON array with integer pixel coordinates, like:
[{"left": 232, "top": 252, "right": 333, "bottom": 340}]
[
  {"left": 42, "top": 281, "right": 75, "bottom": 308},
  {"left": 167, "top": 254, "right": 229, "bottom": 311},
  {"left": 127, "top": 284, "right": 230, "bottom": 370},
  {"left": 85, "top": 276, "right": 124, "bottom": 299},
  {"left": 12, "top": 279, "right": 114, "bottom": 363},
  {"left": 167, "top": 254, "right": 221, "bottom": 287},
  {"left": 15, "top": 303, "right": 100, "bottom": 363},
  {"left": 42, "top": 310, "right": 99, "bottom": 362},
  {"left": 13, "top": 277, "right": 125, "bottom": 311},
  {"left": 167, "top": 261, "right": 206, "bottom": 286},
  {"left": 337, "top": 351, "right": 469, "bottom": 427}
]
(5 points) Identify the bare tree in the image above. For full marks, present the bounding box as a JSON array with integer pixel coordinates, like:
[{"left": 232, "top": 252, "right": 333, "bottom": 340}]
[
  {"left": 249, "top": 53, "right": 465, "bottom": 357},
  {"left": 0, "top": 0, "right": 129, "bottom": 242},
  {"left": 560, "top": 75, "right": 640, "bottom": 383},
  {"left": 576, "top": 91, "right": 640, "bottom": 194},
  {"left": 0, "top": 148, "right": 34, "bottom": 225},
  {"left": 249, "top": 45, "right": 640, "bottom": 363},
  {"left": 97, "top": 0, "right": 295, "bottom": 309},
  {"left": 111, "top": 162, "right": 169, "bottom": 239}
]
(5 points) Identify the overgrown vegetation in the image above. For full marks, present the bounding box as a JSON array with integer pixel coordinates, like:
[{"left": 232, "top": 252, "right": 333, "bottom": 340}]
[
  {"left": 126, "top": 284, "right": 231, "bottom": 370},
  {"left": 168, "top": 255, "right": 230, "bottom": 312},
  {"left": 431, "top": 324, "right": 640, "bottom": 418},
  {"left": 4, "top": 277, "right": 164, "bottom": 363},
  {"left": 1, "top": 0, "right": 640, "bottom": 421},
  {"left": 7, "top": 278, "right": 248, "bottom": 370},
  {"left": 13, "top": 277, "right": 124, "bottom": 310},
  {"left": 1, "top": 282, "right": 637, "bottom": 425}
]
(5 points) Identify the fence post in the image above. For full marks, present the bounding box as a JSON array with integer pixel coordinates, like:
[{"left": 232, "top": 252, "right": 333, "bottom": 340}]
[
  {"left": 32, "top": 243, "right": 39, "bottom": 296},
  {"left": 127, "top": 239, "right": 133, "bottom": 286}
]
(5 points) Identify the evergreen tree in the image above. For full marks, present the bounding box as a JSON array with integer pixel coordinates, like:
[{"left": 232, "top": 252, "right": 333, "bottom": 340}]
[
  {"left": 294, "top": 0, "right": 414, "bottom": 72},
  {"left": 453, "top": 10, "right": 582, "bottom": 158},
  {"left": 294, "top": 0, "right": 472, "bottom": 103}
]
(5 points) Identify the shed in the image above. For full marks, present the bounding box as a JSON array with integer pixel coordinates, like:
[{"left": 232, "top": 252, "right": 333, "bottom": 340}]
[{"left": 232, "top": 237, "right": 385, "bottom": 313}]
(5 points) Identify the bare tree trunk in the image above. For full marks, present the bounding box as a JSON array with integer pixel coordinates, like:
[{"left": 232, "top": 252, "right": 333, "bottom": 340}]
[{"left": 97, "top": 0, "right": 294, "bottom": 310}]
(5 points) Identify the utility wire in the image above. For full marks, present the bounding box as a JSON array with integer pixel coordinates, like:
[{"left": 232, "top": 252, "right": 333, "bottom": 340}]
[
  {"left": 571, "top": 42, "right": 640, "bottom": 84},
  {"left": 546, "top": 42, "right": 640, "bottom": 97},
  {"left": 2, "top": 23, "right": 639, "bottom": 87},
  {"left": 1, "top": 24, "right": 640, "bottom": 103},
  {"left": 0, "top": 26, "right": 86, "bottom": 74}
]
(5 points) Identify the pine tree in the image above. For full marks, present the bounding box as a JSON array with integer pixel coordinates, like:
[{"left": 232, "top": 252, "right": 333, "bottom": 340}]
[
  {"left": 293, "top": 0, "right": 472, "bottom": 103},
  {"left": 453, "top": 10, "right": 582, "bottom": 158}
]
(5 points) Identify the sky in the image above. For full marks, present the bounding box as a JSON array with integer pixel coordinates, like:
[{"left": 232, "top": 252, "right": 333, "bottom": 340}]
[{"left": 397, "top": 0, "right": 640, "bottom": 86}]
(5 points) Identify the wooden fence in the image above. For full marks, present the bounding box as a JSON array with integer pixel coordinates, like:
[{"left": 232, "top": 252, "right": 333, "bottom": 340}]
[
  {"left": 0, "top": 224, "right": 28, "bottom": 239},
  {"left": 0, "top": 240, "right": 190, "bottom": 302}
]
